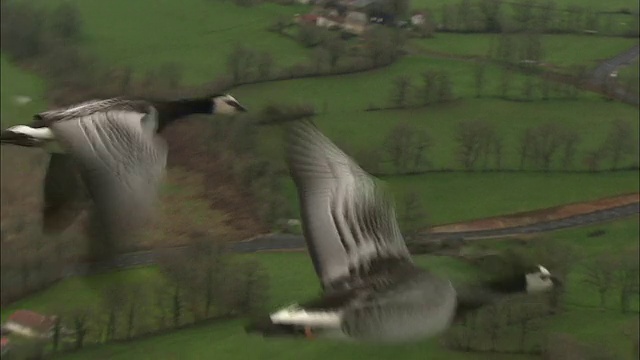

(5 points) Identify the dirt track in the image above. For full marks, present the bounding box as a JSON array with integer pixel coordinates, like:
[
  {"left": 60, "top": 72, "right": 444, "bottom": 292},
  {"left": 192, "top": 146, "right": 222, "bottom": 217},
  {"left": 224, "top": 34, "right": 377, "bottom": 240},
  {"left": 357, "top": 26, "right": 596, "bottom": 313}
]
[{"left": 428, "top": 193, "right": 639, "bottom": 234}]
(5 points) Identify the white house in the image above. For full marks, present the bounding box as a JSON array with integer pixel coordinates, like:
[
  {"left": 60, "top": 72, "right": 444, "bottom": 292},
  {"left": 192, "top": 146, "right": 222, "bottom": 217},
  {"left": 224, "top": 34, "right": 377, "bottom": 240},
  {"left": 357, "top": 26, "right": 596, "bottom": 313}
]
[
  {"left": 3, "top": 310, "right": 58, "bottom": 339},
  {"left": 344, "top": 11, "right": 367, "bottom": 34},
  {"left": 411, "top": 13, "right": 426, "bottom": 26}
]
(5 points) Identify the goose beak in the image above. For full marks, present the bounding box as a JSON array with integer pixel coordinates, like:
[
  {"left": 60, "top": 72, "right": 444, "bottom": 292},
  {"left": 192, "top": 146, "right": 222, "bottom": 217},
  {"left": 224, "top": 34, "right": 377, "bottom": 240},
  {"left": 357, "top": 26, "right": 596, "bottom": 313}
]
[
  {"left": 236, "top": 104, "right": 248, "bottom": 112},
  {"left": 550, "top": 276, "right": 563, "bottom": 288}
]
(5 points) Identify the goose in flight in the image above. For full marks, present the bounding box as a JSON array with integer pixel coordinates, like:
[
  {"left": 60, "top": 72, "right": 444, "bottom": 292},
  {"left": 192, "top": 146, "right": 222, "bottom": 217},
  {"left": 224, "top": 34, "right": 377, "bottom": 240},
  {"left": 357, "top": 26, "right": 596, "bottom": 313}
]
[
  {"left": 0, "top": 94, "right": 246, "bottom": 261},
  {"left": 245, "top": 120, "right": 561, "bottom": 343}
]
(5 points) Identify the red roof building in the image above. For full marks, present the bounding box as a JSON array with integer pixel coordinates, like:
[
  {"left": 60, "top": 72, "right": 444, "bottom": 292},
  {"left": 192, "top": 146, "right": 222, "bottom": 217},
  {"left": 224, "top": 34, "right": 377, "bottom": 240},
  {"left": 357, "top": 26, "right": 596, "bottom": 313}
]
[{"left": 5, "top": 310, "right": 58, "bottom": 338}]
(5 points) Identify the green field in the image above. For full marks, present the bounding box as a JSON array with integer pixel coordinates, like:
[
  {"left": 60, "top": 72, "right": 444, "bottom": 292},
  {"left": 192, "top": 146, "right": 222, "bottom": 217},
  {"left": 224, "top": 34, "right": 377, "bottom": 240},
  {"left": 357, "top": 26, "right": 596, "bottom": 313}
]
[
  {"left": 278, "top": 171, "right": 639, "bottom": 226},
  {"left": 2, "top": 219, "right": 636, "bottom": 360},
  {"left": 409, "top": 0, "right": 638, "bottom": 12},
  {"left": 0, "top": 55, "right": 48, "bottom": 128},
  {"left": 617, "top": 57, "right": 639, "bottom": 94},
  {"left": 411, "top": 34, "right": 639, "bottom": 70},
  {"left": 38, "top": 0, "right": 312, "bottom": 85}
]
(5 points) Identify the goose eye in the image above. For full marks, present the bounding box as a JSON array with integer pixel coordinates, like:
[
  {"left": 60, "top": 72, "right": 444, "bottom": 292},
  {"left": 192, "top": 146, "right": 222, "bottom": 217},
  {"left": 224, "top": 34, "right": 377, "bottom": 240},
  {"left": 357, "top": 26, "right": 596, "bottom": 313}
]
[{"left": 540, "top": 274, "right": 550, "bottom": 280}]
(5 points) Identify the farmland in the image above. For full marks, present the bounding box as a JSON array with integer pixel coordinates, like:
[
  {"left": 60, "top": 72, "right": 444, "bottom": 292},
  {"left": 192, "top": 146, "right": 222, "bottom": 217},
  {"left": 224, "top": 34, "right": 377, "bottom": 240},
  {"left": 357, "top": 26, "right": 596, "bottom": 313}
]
[
  {"left": 1, "top": 219, "right": 636, "bottom": 360},
  {"left": 0, "top": 0, "right": 638, "bottom": 358}
]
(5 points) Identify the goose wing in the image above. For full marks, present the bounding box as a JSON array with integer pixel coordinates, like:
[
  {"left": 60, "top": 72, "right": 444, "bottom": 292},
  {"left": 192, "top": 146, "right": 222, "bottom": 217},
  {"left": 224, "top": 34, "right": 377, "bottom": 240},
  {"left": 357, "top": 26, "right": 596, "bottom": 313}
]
[
  {"left": 48, "top": 104, "right": 168, "bottom": 258},
  {"left": 42, "top": 153, "right": 90, "bottom": 235},
  {"left": 285, "top": 120, "right": 412, "bottom": 292}
]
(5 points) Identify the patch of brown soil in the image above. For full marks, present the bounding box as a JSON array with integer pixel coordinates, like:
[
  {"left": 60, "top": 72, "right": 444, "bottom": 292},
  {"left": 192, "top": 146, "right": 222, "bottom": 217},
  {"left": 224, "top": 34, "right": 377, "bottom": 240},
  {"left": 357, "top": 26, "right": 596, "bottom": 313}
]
[
  {"left": 429, "top": 193, "right": 639, "bottom": 234},
  {"left": 161, "top": 119, "right": 268, "bottom": 239}
]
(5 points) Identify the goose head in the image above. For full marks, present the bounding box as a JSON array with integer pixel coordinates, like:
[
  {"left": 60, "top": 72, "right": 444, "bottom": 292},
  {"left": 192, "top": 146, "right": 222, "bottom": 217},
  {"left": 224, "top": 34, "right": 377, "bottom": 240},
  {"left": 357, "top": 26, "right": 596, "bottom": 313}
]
[
  {"left": 524, "top": 264, "right": 562, "bottom": 293},
  {"left": 211, "top": 94, "right": 247, "bottom": 115}
]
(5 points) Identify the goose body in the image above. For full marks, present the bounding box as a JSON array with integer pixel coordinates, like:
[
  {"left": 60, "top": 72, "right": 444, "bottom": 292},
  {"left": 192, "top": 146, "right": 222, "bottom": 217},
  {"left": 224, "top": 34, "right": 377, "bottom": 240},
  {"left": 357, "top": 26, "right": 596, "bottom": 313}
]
[
  {"left": 246, "top": 120, "right": 560, "bottom": 343},
  {"left": 0, "top": 94, "right": 246, "bottom": 261}
]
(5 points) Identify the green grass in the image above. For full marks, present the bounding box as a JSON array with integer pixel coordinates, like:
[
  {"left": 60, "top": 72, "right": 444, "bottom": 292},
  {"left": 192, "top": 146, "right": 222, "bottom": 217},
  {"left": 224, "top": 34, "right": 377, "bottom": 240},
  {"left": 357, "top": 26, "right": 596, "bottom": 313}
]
[
  {"left": 617, "top": 58, "right": 639, "bottom": 95},
  {"left": 0, "top": 54, "right": 48, "bottom": 128},
  {"left": 409, "top": 0, "right": 638, "bottom": 12},
  {"left": 234, "top": 56, "right": 581, "bottom": 112},
  {"left": 39, "top": 0, "right": 311, "bottom": 85},
  {"left": 5, "top": 219, "right": 636, "bottom": 359},
  {"left": 278, "top": 171, "right": 639, "bottom": 226},
  {"left": 410, "top": 33, "right": 639, "bottom": 70}
]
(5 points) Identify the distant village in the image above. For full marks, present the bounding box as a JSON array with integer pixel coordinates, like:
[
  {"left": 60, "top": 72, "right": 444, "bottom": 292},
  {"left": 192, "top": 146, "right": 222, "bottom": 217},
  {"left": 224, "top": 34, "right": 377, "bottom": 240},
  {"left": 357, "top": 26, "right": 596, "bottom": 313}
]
[{"left": 293, "top": 0, "right": 429, "bottom": 36}]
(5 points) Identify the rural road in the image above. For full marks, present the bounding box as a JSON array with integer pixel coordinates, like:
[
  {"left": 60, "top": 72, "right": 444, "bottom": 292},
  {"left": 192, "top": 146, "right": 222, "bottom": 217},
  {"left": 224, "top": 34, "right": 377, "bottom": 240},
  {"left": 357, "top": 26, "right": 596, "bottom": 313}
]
[
  {"left": 588, "top": 44, "right": 639, "bottom": 105},
  {"left": 63, "top": 201, "right": 639, "bottom": 277},
  {"left": 590, "top": 45, "right": 639, "bottom": 86}
]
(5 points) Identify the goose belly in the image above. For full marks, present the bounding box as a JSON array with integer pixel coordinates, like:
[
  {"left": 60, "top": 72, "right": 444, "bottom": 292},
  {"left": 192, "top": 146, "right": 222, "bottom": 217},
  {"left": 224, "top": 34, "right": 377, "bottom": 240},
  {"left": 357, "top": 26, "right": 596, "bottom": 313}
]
[
  {"left": 44, "top": 141, "right": 67, "bottom": 154},
  {"left": 342, "top": 282, "right": 457, "bottom": 343}
]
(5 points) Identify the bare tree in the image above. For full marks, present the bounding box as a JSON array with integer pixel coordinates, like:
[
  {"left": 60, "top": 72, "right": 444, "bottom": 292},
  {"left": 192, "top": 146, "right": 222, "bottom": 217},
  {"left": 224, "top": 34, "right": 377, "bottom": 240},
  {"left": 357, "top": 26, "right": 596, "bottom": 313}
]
[
  {"left": 323, "top": 37, "right": 346, "bottom": 70},
  {"left": 584, "top": 147, "right": 606, "bottom": 172},
  {"left": 401, "top": 191, "right": 427, "bottom": 233},
  {"left": 102, "top": 283, "right": 127, "bottom": 341},
  {"left": 419, "top": 70, "right": 438, "bottom": 105},
  {"left": 49, "top": 2, "right": 83, "bottom": 43},
  {"left": 560, "top": 129, "right": 581, "bottom": 170},
  {"left": 455, "top": 119, "right": 497, "bottom": 170},
  {"left": 228, "top": 45, "right": 250, "bottom": 83},
  {"left": 582, "top": 253, "right": 617, "bottom": 308},
  {"left": 390, "top": 75, "right": 412, "bottom": 108},
  {"left": 473, "top": 61, "right": 487, "bottom": 98},
  {"left": 479, "top": 0, "right": 502, "bottom": 32},
  {"left": 615, "top": 249, "right": 640, "bottom": 313},
  {"left": 602, "top": 119, "right": 637, "bottom": 170},
  {"left": 483, "top": 303, "right": 503, "bottom": 351},
  {"left": 513, "top": 301, "right": 543, "bottom": 352},
  {"left": 225, "top": 259, "right": 270, "bottom": 316},
  {"left": 384, "top": 122, "right": 433, "bottom": 172},
  {"left": 493, "top": 136, "right": 504, "bottom": 170},
  {"left": 436, "top": 72, "right": 454, "bottom": 103},
  {"left": 519, "top": 128, "right": 534, "bottom": 170},
  {"left": 529, "top": 123, "right": 566, "bottom": 171},
  {"left": 365, "top": 27, "right": 403, "bottom": 66},
  {"left": 498, "top": 67, "right": 513, "bottom": 98},
  {"left": 71, "top": 309, "right": 91, "bottom": 350}
]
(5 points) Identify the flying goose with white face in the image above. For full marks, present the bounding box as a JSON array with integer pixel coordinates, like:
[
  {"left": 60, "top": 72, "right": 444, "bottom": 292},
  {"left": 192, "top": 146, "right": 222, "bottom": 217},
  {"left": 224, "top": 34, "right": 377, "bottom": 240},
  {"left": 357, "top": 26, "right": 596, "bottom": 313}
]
[
  {"left": 245, "top": 120, "right": 561, "bottom": 343},
  {"left": 0, "top": 94, "right": 246, "bottom": 261}
]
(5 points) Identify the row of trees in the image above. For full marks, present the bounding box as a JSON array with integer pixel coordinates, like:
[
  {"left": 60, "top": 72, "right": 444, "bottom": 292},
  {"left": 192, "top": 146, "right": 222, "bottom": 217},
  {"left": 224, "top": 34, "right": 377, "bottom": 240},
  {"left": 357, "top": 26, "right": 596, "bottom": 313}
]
[
  {"left": 434, "top": 0, "right": 638, "bottom": 36},
  {"left": 356, "top": 118, "right": 638, "bottom": 174},
  {"left": 387, "top": 65, "right": 590, "bottom": 112},
  {"left": 47, "top": 234, "right": 269, "bottom": 353},
  {"left": 581, "top": 249, "right": 640, "bottom": 313}
]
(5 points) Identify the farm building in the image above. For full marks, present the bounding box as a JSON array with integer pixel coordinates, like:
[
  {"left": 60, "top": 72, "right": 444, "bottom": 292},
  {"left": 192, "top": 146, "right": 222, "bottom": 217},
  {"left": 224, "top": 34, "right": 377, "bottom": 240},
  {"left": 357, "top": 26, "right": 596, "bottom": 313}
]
[{"left": 3, "top": 310, "right": 58, "bottom": 339}]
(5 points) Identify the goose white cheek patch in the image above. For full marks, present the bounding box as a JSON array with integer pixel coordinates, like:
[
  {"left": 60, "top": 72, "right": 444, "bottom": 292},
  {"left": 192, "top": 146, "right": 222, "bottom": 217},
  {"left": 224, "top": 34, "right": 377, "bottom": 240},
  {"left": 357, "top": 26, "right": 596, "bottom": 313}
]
[{"left": 270, "top": 307, "right": 342, "bottom": 327}]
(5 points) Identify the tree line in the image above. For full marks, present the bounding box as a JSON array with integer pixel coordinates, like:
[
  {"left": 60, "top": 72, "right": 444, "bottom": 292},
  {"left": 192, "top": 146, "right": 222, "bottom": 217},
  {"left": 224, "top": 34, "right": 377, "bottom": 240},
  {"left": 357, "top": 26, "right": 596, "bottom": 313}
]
[
  {"left": 351, "top": 118, "right": 638, "bottom": 175},
  {"left": 37, "top": 233, "right": 270, "bottom": 357},
  {"left": 430, "top": 0, "right": 638, "bottom": 37}
]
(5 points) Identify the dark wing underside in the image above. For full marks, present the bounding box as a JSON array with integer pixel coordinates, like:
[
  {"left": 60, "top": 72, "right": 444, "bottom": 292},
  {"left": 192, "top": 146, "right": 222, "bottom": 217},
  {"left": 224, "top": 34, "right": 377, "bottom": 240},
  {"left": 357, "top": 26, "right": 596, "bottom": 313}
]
[
  {"left": 42, "top": 153, "right": 90, "bottom": 235},
  {"left": 285, "top": 120, "right": 413, "bottom": 293}
]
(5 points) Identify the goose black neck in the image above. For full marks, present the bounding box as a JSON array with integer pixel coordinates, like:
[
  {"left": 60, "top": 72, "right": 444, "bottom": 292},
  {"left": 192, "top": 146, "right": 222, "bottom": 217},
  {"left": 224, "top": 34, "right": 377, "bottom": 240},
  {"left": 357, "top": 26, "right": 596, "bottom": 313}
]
[
  {"left": 484, "top": 274, "right": 527, "bottom": 295},
  {"left": 153, "top": 98, "right": 212, "bottom": 133}
]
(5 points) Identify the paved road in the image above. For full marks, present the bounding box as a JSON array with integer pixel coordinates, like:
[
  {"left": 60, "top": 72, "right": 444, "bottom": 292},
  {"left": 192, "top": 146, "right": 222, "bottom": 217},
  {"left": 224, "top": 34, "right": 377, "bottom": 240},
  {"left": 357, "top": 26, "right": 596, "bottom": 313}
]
[
  {"left": 590, "top": 45, "right": 639, "bottom": 86},
  {"left": 588, "top": 44, "right": 639, "bottom": 106},
  {"left": 62, "top": 202, "right": 639, "bottom": 277}
]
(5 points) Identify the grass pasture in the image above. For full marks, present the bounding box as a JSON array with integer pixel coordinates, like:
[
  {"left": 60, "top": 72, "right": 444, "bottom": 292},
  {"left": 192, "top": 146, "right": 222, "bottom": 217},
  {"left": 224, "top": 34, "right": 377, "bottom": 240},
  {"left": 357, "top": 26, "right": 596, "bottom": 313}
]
[
  {"left": 277, "top": 171, "right": 639, "bottom": 226},
  {"left": 411, "top": 33, "right": 639, "bottom": 70},
  {"left": 39, "top": 0, "right": 312, "bottom": 85},
  {"left": 409, "top": 0, "right": 639, "bottom": 12},
  {"left": 2, "top": 219, "right": 636, "bottom": 360},
  {"left": 617, "top": 57, "right": 639, "bottom": 94},
  {"left": 0, "top": 55, "right": 48, "bottom": 128}
]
